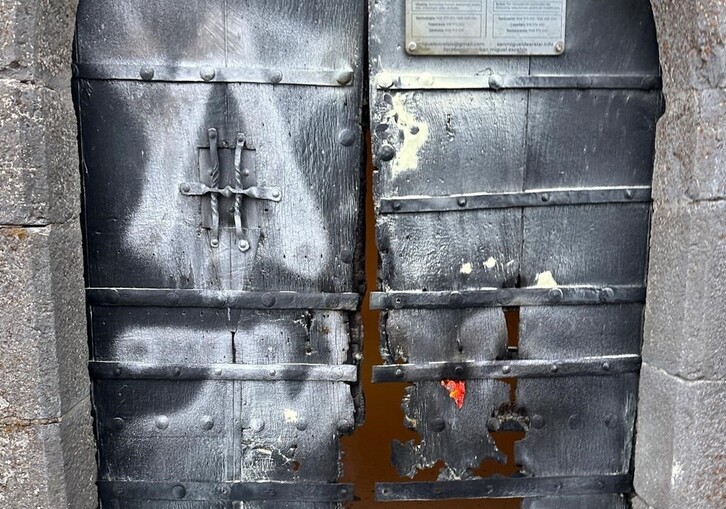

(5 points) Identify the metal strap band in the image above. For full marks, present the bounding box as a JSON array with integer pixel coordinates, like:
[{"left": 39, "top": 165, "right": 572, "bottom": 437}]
[
  {"left": 379, "top": 187, "right": 651, "bottom": 214},
  {"left": 377, "top": 72, "right": 662, "bottom": 91},
  {"left": 371, "top": 286, "right": 645, "bottom": 310},
  {"left": 91, "top": 361, "right": 358, "bottom": 383},
  {"left": 73, "top": 63, "right": 354, "bottom": 87},
  {"left": 87, "top": 289, "right": 360, "bottom": 311},
  {"left": 372, "top": 355, "right": 641, "bottom": 383},
  {"left": 376, "top": 475, "right": 633, "bottom": 501},
  {"left": 99, "top": 481, "right": 354, "bottom": 502}
]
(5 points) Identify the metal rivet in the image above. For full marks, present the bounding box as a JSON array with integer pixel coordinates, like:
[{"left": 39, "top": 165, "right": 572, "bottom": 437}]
[
  {"left": 340, "top": 249, "right": 354, "bottom": 264},
  {"left": 336, "top": 69, "right": 354, "bottom": 86},
  {"left": 200, "top": 66, "right": 216, "bottom": 81},
  {"left": 449, "top": 291, "right": 464, "bottom": 307},
  {"left": 548, "top": 288, "right": 564, "bottom": 303},
  {"left": 338, "top": 419, "right": 352, "bottom": 433},
  {"left": 568, "top": 414, "right": 581, "bottom": 430},
  {"left": 378, "top": 144, "right": 396, "bottom": 162},
  {"left": 112, "top": 417, "right": 125, "bottom": 431},
  {"left": 113, "top": 367, "right": 123, "bottom": 377},
  {"left": 171, "top": 485, "right": 186, "bottom": 499},
  {"left": 166, "top": 292, "right": 180, "bottom": 305},
  {"left": 597, "top": 481, "right": 605, "bottom": 490},
  {"left": 262, "top": 293, "right": 276, "bottom": 307},
  {"left": 454, "top": 365, "right": 464, "bottom": 376},
  {"left": 541, "top": 193, "right": 550, "bottom": 202},
  {"left": 201, "top": 416, "right": 214, "bottom": 430},
  {"left": 502, "top": 365, "right": 511, "bottom": 374},
  {"left": 486, "top": 485, "right": 494, "bottom": 494},
  {"left": 497, "top": 290, "right": 513, "bottom": 305},
  {"left": 243, "top": 169, "right": 251, "bottom": 177},
  {"left": 624, "top": 189, "right": 635, "bottom": 200},
  {"left": 155, "top": 415, "right": 169, "bottom": 430},
  {"left": 71, "top": 64, "right": 80, "bottom": 77},
  {"left": 488, "top": 73, "right": 504, "bottom": 90},
  {"left": 577, "top": 76, "right": 593, "bottom": 89},
  {"left": 214, "top": 368, "right": 223, "bottom": 376},
  {"left": 486, "top": 417, "right": 501, "bottom": 432},
  {"left": 271, "top": 190, "right": 281, "bottom": 199},
  {"left": 210, "top": 239, "right": 220, "bottom": 248},
  {"left": 602, "top": 362, "right": 611, "bottom": 371},
  {"left": 339, "top": 487, "right": 349, "bottom": 497},
  {"left": 377, "top": 73, "right": 394, "bottom": 89},
  {"left": 296, "top": 417, "right": 308, "bottom": 431},
  {"left": 431, "top": 418, "right": 446, "bottom": 432},
  {"left": 457, "top": 197, "right": 467, "bottom": 207},
  {"left": 599, "top": 287, "right": 615, "bottom": 303},
  {"left": 228, "top": 206, "right": 235, "bottom": 214},
  {"left": 395, "top": 368, "right": 404, "bottom": 378},
  {"left": 238, "top": 239, "right": 250, "bottom": 252},
  {"left": 392, "top": 201, "right": 402, "bottom": 211},
  {"left": 269, "top": 369, "right": 277, "bottom": 377},
  {"left": 407, "top": 41, "right": 418, "bottom": 52},
  {"left": 605, "top": 414, "right": 618, "bottom": 429},
  {"left": 554, "top": 41, "right": 565, "bottom": 53},
  {"left": 139, "top": 66, "right": 154, "bottom": 81},
  {"left": 531, "top": 414, "right": 546, "bottom": 429},
  {"left": 550, "top": 364, "right": 559, "bottom": 373},
  {"left": 172, "top": 367, "right": 182, "bottom": 377},
  {"left": 270, "top": 70, "right": 283, "bottom": 84},
  {"left": 338, "top": 128, "right": 356, "bottom": 147},
  {"left": 250, "top": 419, "right": 265, "bottom": 432}
]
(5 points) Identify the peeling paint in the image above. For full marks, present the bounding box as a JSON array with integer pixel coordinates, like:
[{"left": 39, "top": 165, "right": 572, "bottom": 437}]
[
  {"left": 534, "top": 270, "right": 558, "bottom": 288},
  {"left": 387, "top": 93, "right": 430, "bottom": 176},
  {"left": 460, "top": 262, "right": 473, "bottom": 275},
  {"left": 484, "top": 257, "right": 497, "bottom": 269},
  {"left": 283, "top": 409, "right": 298, "bottom": 422}
]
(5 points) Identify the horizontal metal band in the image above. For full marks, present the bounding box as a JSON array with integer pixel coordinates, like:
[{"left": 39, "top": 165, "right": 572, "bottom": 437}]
[
  {"left": 371, "top": 286, "right": 645, "bottom": 309},
  {"left": 372, "top": 355, "right": 641, "bottom": 383},
  {"left": 99, "top": 481, "right": 353, "bottom": 502},
  {"left": 91, "top": 361, "right": 357, "bottom": 382},
  {"left": 376, "top": 474, "right": 632, "bottom": 501},
  {"left": 73, "top": 63, "right": 354, "bottom": 87},
  {"left": 377, "top": 72, "right": 661, "bottom": 91},
  {"left": 87, "top": 288, "right": 360, "bottom": 311},
  {"left": 379, "top": 187, "right": 651, "bottom": 214}
]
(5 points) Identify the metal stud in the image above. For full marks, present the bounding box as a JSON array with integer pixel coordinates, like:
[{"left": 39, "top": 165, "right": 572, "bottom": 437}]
[
  {"left": 338, "top": 419, "right": 352, "bottom": 433},
  {"left": 407, "top": 41, "right": 418, "bottom": 52},
  {"left": 449, "top": 291, "right": 464, "bottom": 307},
  {"left": 338, "top": 128, "right": 356, "bottom": 147},
  {"left": 454, "top": 365, "right": 465, "bottom": 376},
  {"left": 624, "top": 189, "right": 635, "bottom": 200},
  {"left": 548, "top": 288, "right": 564, "bottom": 303},
  {"left": 486, "top": 417, "right": 501, "bottom": 432},
  {"left": 605, "top": 414, "right": 618, "bottom": 429},
  {"left": 113, "top": 367, "right": 123, "bottom": 377},
  {"left": 378, "top": 144, "right": 396, "bottom": 162},
  {"left": 340, "top": 249, "right": 354, "bottom": 264},
  {"left": 155, "top": 415, "right": 169, "bottom": 430},
  {"left": 112, "top": 417, "right": 125, "bottom": 431},
  {"left": 488, "top": 73, "right": 504, "bottom": 90},
  {"left": 602, "top": 362, "right": 611, "bottom": 371},
  {"left": 261, "top": 293, "right": 276, "bottom": 307},
  {"left": 336, "top": 69, "right": 354, "bottom": 86},
  {"left": 568, "top": 414, "right": 581, "bottom": 430},
  {"left": 502, "top": 365, "right": 512, "bottom": 374},
  {"left": 173, "top": 367, "right": 182, "bottom": 377},
  {"left": 599, "top": 287, "right": 615, "bottom": 302},
  {"left": 214, "top": 368, "right": 223, "bottom": 376},
  {"left": 395, "top": 368, "right": 405, "bottom": 379},
  {"left": 171, "top": 485, "right": 187, "bottom": 499},
  {"left": 166, "top": 291, "right": 180, "bottom": 305},
  {"left": 250, "top": 419, "right": 265, "bottom": 433},
  {"left": 541, "top": 193, "right": 550, "bottom": 202},
  {"left": 457, "top": 197, "right": 467, "bottom": 207},
  {"left": 200, "top": 66, "right": 216, "bottom": 81},
  {"left": 377, "top": 73, "right": 394, "bottom": 89},
  {"left": 392, "top": 201, "right": 402, "bottom": 211},
  {"left": 270, "top": 70, "right": 283, "bottom": 84},
  {"left": 554, "top": 41, "right": 565, "bottom": 53},
  {"left": 296, "top": 417, "right": 309, "bottom": 431},
  {"left": 550, "top": 364, "right": 559, "bottom": 373},
  {"left": 201, "top": 416, "right": 214, "bottom": 430},
  {"left": 431, "top": 418, "right": 446, "bottom": 432},
  {"left": 139, "top": 66, "right": 155, "bottom": 81}
]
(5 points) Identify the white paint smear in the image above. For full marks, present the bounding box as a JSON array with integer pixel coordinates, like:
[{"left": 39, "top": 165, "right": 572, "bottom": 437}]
[
  {"left": 460, "top": 262, "right": 473, "bottom": 275},
  {"left": 534, "top": 271, "right": 558, "bottom": 288},
  {"left": 387, "top": 93, "right": 429, "bottom": 176},
  {"left": 484, "top": 257, "right": 497, "bottom": 269}
]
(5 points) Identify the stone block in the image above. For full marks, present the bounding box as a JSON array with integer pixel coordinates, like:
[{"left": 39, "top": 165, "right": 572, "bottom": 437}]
[
  {"left": 643, "top": 200, "right": 726, "bottom": 380},
  {"left": 653, "top": 88, "right": 726, "bottom": 202},
  {"left": 651, "top": 0, "right": 726, "bottom": 90},
  {"left": 0, "top": 80, "right": 80, "bottom": 225},
  {"left": 0, "top": 399, "right": 96, "bottom": 509},
  {"left": 0, "top": 0, "right": 79, "bottom": 88},
  {"left": 0, "top": 220, "right": 89, "bottom": 421},
  {"left": 634, "top": 363, "right": 726, "bottom": 509}
]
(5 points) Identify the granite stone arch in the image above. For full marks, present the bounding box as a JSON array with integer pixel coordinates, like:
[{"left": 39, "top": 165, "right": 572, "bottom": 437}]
[{"left": 0, "top": 1, "right": 723, "bottom": 508}]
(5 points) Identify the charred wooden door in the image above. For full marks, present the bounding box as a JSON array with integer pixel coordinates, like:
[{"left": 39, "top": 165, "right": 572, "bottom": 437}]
[
  {"left": 370, "top": 0, "right": 662, "bottom": 507},
  {"left": 74, "top": 1, "right": 364, "bottom": 507}
]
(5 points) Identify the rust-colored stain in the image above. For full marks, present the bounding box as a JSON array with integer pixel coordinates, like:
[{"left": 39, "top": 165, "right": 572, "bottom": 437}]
[{"left": 441, "top": 380, "right": 466, "bottom": 409}]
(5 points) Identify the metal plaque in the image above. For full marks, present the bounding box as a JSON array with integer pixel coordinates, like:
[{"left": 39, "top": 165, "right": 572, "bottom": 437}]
[{"left": 406, "top": 0, "right": 567, "bottom": 56}]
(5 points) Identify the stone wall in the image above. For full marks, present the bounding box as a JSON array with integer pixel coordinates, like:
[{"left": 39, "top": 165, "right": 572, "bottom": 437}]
[
  {"left": 0, "top": 1, "right": 96, "bottom": 508},
  {"left": 634, "top": 1, "right": 726, "bottom": 507}
]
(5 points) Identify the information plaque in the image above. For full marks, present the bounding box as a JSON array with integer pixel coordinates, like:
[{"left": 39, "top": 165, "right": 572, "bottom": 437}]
[{"left": 406, "top": 0, "right": 567, "bottom": 56}]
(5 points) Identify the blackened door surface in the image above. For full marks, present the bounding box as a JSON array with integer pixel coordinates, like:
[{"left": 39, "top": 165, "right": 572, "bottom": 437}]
[
  {"left": 75, "top": 2, "right": 365, "bottom": 507},
  {"left": 369, "top": 0, "right": 662, "bottom": 507}
]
